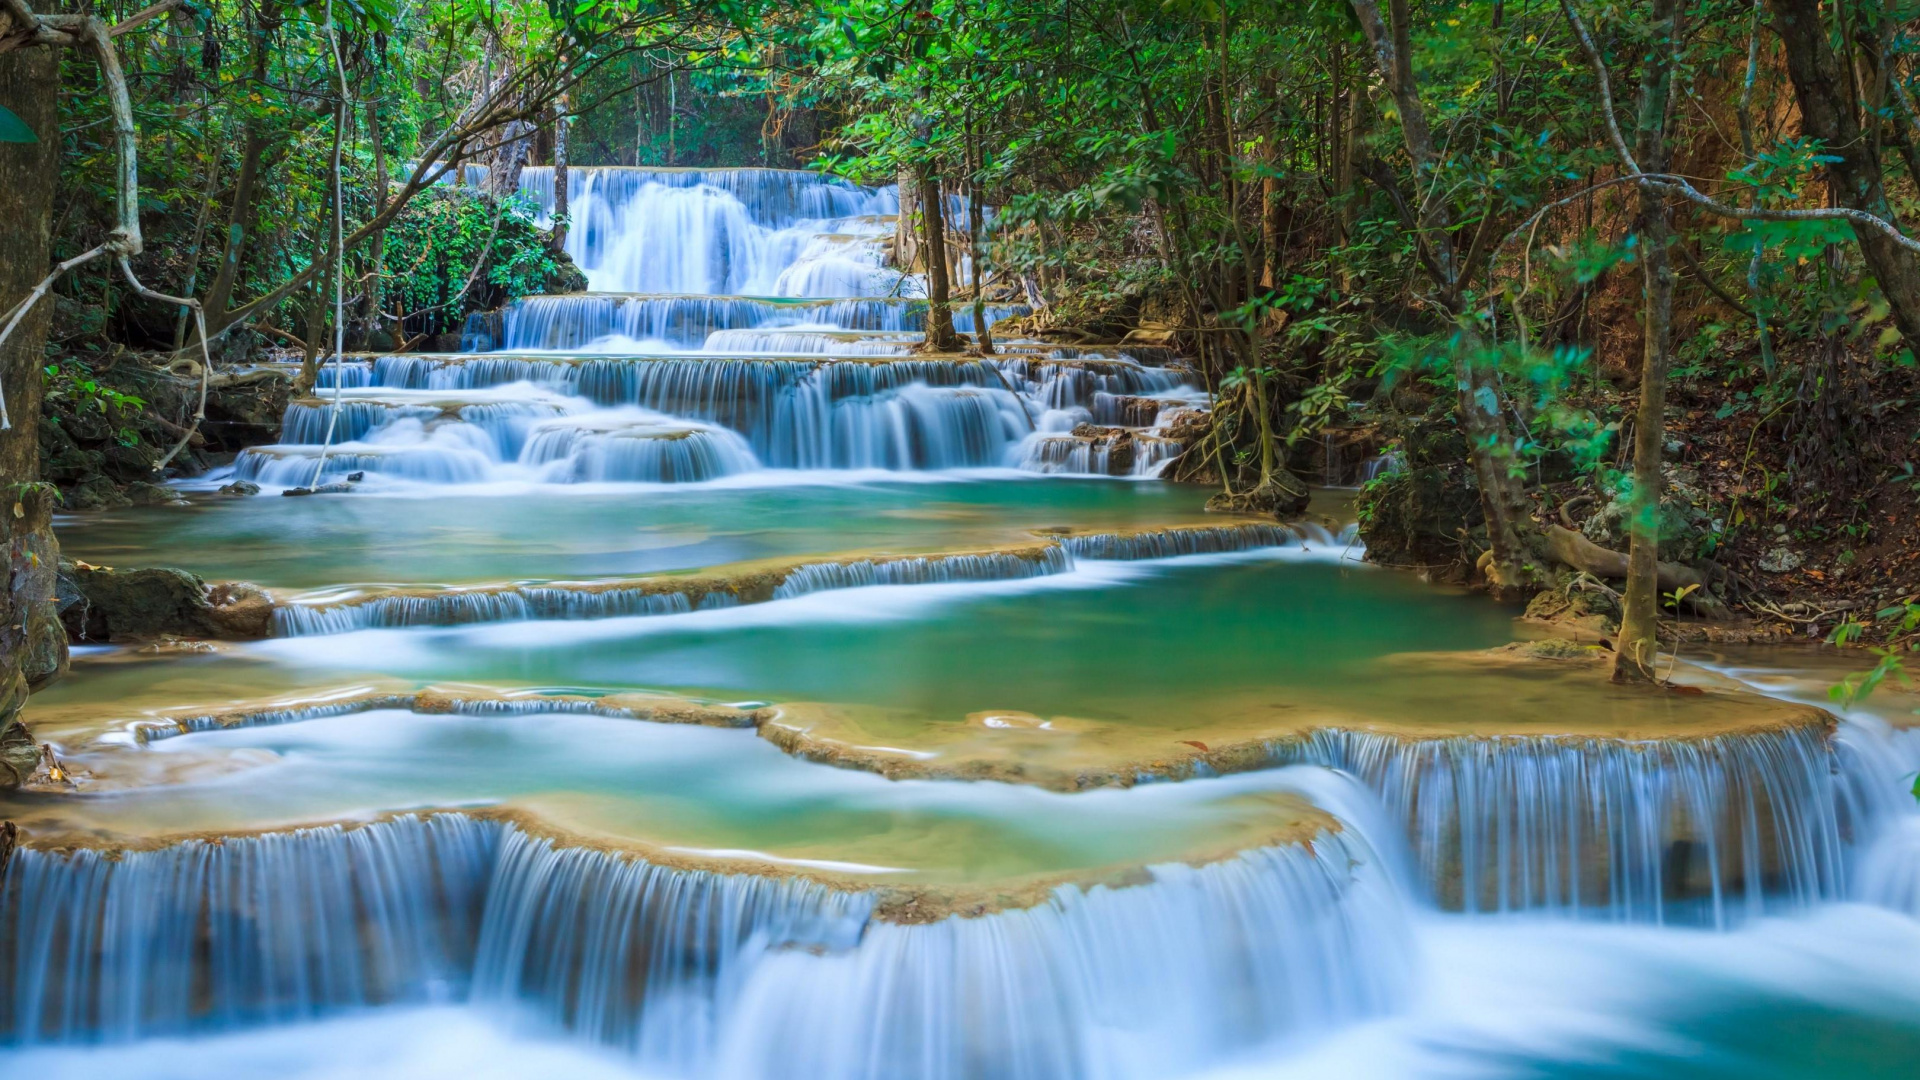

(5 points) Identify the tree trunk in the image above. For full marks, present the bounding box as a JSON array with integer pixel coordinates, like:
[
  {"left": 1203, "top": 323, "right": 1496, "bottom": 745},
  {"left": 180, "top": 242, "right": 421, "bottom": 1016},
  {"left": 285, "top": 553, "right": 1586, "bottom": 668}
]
[
  {"left": 491, "top": 118, "right": 534, "bottom": 203},
  {"left": 551, "top": 95, "right": 570, "bottom": 253},
  {"left": 917, "top": 163, "right": 961, "bottom": 352},
  {"left": 965, "top": 124, "right": 993, "bottom": 354},
  {"left": 201, "top": 128, "right": 267, "bottom": 338},
  {"left": 0, "top": 43, "right": 68, "bottom": 781},
  {"left": 1349, "top": 0, "right": 1548, "bottom": 597},
  {"left": 1769, "top": 0, "right": 1920, "bottom": 345},
  {"left": 1613, "top": 0, "right": 1680, "bottom": 683},
  {"left": 362, "top": 98, "right": 388, "bottom": 348},
  {"left": 893, "top": 165, "right": 920, "bottom": 271}
]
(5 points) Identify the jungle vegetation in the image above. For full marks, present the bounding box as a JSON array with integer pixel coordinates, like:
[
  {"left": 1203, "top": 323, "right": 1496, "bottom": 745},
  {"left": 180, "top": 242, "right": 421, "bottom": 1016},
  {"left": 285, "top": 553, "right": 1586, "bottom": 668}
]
[{"left": 4, "top": 0, "right": 1920, "bottom": 697}]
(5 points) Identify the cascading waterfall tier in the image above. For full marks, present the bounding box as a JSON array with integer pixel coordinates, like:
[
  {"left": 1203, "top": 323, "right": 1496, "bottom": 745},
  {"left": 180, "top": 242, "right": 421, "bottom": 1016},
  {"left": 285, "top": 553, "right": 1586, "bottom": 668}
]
[
  {"left": 268, "top": 524, "right": 1311, "bottom": 635},
  {"left": 1271, "top": 723, "right": 1844, "bottom": 923},
  {"left": 1, "top": 812, "right": 1411, "bottom": 1078},
  {"left": 516, "top": 167, "right": 903, "bottom": 296},
  {"left": 244, "top": 349, "right": 1208, "bottom": 483},
  {"left": 1832, "top": 715, "right": 1920, "bottom": 916},
  {"left": 265, "top": 166, "right": 1204, "bottom": 482},
  {"left": 0, "top": 814, "right": 501, "bottom": 1042},
  {"left": 261, "top": 163, "right": 1211, "bottom": 484},
  {"left": 489, "top": 294, "right": 1026, "bottom": 352}
]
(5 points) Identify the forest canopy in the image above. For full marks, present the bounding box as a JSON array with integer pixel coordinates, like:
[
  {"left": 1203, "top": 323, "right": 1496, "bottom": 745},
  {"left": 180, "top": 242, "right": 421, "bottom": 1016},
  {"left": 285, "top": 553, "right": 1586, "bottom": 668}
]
[{"left": 5, "top": 0, "right": 1920, "bottom": 685}]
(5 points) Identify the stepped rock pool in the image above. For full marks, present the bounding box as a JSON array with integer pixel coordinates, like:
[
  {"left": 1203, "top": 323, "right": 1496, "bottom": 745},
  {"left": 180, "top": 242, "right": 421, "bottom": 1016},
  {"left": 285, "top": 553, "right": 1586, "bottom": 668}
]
[{"left": 6, "top": 166, "right": 1919, "bottom": 1078}]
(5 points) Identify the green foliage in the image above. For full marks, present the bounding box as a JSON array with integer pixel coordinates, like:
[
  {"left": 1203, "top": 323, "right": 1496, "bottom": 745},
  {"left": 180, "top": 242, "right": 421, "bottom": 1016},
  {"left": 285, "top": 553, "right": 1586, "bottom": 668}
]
[
  {"left": 381, "top": 188, "right": 581, "bottom": 335},
  {"left": 42, "top": 362, "right": 147, "bottom": 448},
  {"left": 1830, "top": 603, "right": 1920, "bottom": 712}
]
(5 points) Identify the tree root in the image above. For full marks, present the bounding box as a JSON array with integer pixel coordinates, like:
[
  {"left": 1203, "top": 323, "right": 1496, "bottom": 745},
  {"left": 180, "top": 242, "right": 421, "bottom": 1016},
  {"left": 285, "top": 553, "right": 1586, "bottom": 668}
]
[{"left": 1542, "top": 525, "right": 1728, "bottom": 617}]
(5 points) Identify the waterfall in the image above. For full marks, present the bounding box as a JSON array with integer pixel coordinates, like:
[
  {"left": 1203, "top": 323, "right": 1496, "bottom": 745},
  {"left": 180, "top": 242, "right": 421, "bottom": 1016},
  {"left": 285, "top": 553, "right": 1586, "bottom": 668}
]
[
  {"left": 243, "top": 163, "right": 1206, "bottom": 485},
  {"left": 1059, "top": 523, "right": 1303, "bottom": 560},
  {"left": 494, "top": 295, "right": 1030, "bottom": 352},
  {"left": 1834, "top": 715, "right": 1920, "bottom": 916},
  {"left": 510, "top": 168, "right": 900, "bottom": 295},
  {"left": 265, "top": 526, "right": 1305, "bottom": 635},
  {"left": 1, "top": 816, "right": 499, "bottom": 1042},
  {"left": 271, "top": 587, "right": 702, "bottom": 636},
  {"left": 2, "top": 813, "right": 1412, "bottom": 1078},
  {"left": 768, "top": 549, "right": 1071, "bottom": 598},
  {"left": 711, "top": 840, "right": 1410, "bottom": 1080},
  {"left": 1272, "top": 725, "right": 1845, "bottom": 923}
]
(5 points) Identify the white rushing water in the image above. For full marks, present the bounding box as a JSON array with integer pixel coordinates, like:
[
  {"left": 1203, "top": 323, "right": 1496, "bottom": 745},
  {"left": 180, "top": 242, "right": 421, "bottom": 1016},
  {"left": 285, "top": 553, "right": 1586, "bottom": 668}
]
[
  {"left": 18, "top": 162, "right": 1920, "bottom": 1080},
  {"left": 240, "top": 167, "right": 1204, "bottom": 491},
  {"left": 2, "top": 806, "right": 1412, "bottom": 1077}
]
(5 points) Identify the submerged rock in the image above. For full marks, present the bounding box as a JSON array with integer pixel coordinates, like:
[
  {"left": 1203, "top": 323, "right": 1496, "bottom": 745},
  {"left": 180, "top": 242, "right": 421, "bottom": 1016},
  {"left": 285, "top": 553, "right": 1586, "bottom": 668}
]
[{"left": 56, "top": 561, "right": 274, "bottom": 642}]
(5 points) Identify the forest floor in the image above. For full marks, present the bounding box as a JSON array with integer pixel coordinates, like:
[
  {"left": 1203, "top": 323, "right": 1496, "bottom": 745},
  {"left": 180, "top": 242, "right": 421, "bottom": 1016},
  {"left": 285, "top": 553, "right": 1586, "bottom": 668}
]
[{"left": 1536, "top": 354, "right": 1920, "bottom": 648}]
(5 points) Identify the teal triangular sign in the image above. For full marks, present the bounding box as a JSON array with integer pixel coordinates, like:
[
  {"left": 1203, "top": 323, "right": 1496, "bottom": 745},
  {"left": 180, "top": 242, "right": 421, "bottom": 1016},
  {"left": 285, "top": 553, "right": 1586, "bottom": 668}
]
[{"left": 0, "top": 104, "right": 38, "bottom": 143}]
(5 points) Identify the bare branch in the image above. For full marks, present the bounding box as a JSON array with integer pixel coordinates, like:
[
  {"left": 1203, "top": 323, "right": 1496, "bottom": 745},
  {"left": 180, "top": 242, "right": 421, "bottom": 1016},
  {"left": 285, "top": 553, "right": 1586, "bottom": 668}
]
[
  {"left": 0, "top": 243, "right": 112, "bottom": 429},
  {"left": 108, "top": 0, "right": 183, "bottom": 38},
  {"left": 1559, "top": 0, "right": 1920, "bottom": 256}
]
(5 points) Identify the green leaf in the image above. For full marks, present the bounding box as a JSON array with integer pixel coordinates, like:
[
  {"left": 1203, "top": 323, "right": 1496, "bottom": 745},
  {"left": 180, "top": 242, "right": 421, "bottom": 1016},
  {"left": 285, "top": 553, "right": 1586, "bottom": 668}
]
[{"left": 0, "top": 105, "right": 37, "bottom": 144}]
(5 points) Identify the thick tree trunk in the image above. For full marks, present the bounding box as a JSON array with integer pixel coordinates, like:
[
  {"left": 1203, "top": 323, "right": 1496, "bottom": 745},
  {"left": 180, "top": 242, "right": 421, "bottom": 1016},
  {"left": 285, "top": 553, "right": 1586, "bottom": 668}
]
[
  {"left": 917, "top": 164, "right": 961, "bottom": 352},
  {"left": 491, "top": 118, "right": 534, "bottom": 202},
  {"left": 1769, "top": 0, "right": 1920, "bottom": 345},
  {"left": 0, "top": 43, "right": 68, "bottom": 783},
  {"left": 1614, "top": 0, "right": 1680, "bottom": 683},
  {"left": 893, "top": 165, "right": 920, "bottom": 271}
]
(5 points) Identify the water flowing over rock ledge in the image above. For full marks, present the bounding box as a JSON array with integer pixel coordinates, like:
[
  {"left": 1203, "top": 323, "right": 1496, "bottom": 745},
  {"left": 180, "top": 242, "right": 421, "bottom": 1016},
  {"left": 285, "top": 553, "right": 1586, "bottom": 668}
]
[
  {"left": 0, "top": 810, "right": 1407, "bottom": 1076},
  {"left": 124, "top": 688, "right": 767, "bottom": 745},
  {"left": 268, "top": 521, "right": 1322, "bottom": 635},
  {"left": 46, "top": 660, "right": 1849, "bottom": 926},
  {"left": 249, "top": 346, "right": 1201, "bottom": 483}
]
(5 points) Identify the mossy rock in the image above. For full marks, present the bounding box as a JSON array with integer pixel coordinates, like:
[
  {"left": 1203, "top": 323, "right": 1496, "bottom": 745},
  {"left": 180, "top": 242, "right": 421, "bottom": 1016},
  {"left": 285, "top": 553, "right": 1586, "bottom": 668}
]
[
  {"left": 1356, "top": 461, "right": 1483, "bottom": 571},
  {"left": 57, "top": 561, "right": 274, "bottom": 642},
  {"left": 0, "top": 673, "right": 39, "bottom": 788}
]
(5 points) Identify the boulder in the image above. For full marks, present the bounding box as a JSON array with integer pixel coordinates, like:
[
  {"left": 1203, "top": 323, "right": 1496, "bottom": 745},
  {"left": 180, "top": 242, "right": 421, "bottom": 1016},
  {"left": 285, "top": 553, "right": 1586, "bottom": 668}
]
[
  {"left": 56, "top": 560, "right": 275, "bottom": 642},
  {"left": 125, "top": 480, "right": 187, "bottom": 506}
]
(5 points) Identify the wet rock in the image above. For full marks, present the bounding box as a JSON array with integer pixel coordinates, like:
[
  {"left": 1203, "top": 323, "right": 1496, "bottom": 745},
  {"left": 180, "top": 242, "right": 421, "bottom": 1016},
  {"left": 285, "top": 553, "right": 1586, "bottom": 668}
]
[
  {"left": 1356, "top": 457, "right": 1483, "bottom": 573},
  {"left": 1498, "top": 637, "right": 1605, "bottom": 661},
  {"left": 204, "top": 581, "right": 277, "bottom": 638},
  {"left": 56, "top": 560, "right": 275, "bottom": 642},
  {"left": 1069, "top": 423, "right": 1138, "bottom": 474},
  {"left": 1161, "top": 410, "right": 1219, "bottom": 483},
  {"left": 218, "top": 480, "right": 262, "bottom": 497},
  {"left": 63, "top": 474, "right": 131, "bottom": 511},
  {"left": 1100, "top": 395, "right": 1162, "bottom": 427},
  {"left": 0, "top": 674, "right": 39, "bottom": 788},
  {"left": 1759, "top": 546, "right": 1804, "bottom": 574},
  {"left": 125, "top": 480, "right": 187, "bottom": 507}
]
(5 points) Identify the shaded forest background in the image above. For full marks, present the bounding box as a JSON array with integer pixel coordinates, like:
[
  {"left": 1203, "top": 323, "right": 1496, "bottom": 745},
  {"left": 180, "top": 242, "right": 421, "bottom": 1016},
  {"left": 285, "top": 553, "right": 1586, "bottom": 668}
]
[{"left": 3, "top": 0, "right": 1920, "bottom": 703}]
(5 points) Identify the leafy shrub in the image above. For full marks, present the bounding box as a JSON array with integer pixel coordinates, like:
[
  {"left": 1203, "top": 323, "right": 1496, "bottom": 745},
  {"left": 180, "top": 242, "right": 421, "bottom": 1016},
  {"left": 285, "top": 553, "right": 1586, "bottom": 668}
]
[{"left": 382, "top": 187, "right": 585, "bottom": 337}]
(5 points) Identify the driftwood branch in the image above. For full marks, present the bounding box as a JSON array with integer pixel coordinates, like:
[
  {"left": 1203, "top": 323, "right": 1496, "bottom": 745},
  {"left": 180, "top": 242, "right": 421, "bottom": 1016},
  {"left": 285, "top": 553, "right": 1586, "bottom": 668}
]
[{"left": 1544, "top": 525, "right": 1728, "bottom": 616}]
